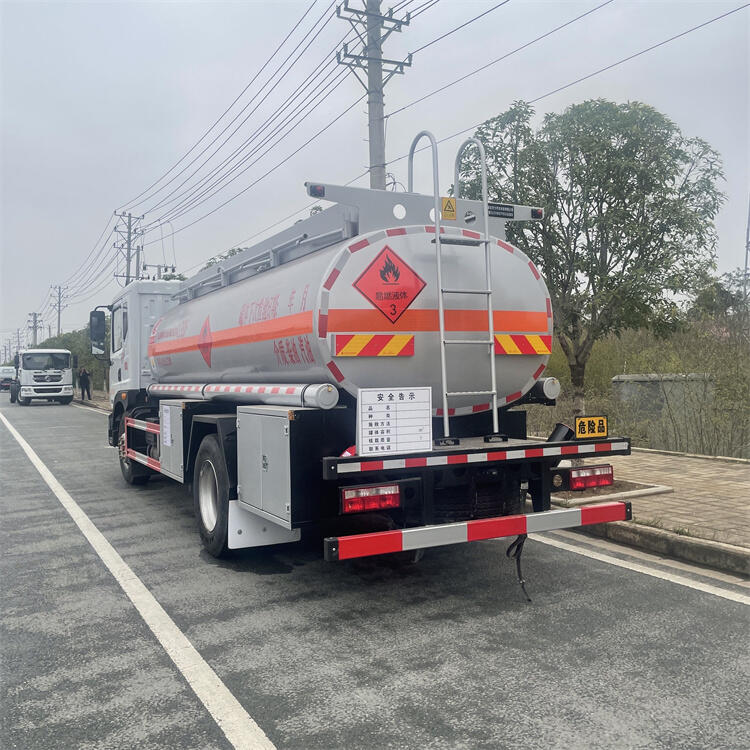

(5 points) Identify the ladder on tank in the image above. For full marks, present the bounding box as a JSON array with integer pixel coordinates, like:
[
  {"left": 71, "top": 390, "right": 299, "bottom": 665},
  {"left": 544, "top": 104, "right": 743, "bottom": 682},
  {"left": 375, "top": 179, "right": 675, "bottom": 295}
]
[{"left": 407, "top": 132, "right": 499, "bottom": 442}]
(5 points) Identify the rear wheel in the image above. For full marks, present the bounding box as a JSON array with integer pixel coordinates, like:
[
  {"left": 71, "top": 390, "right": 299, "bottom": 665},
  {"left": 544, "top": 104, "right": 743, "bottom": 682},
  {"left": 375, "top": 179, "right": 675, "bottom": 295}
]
[
  {"left": 117, "top": 416, "right": 150, "bottom": 485},
  {"left": 193, "top": 434, "right": 230, "bottom": 558}
]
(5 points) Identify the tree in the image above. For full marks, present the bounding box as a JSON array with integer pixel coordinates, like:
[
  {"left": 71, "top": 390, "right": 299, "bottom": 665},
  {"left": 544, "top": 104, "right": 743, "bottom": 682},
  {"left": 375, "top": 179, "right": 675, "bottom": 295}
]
[{"left": 458, "top": 99, "right": 725, "bottom": 414}]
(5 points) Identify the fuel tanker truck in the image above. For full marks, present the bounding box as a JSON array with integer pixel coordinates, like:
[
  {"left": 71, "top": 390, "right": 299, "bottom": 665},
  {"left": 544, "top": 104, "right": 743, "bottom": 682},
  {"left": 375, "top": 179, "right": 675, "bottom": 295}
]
[{"left": 90, "top": 135, "right": 631, "bottom": 584}]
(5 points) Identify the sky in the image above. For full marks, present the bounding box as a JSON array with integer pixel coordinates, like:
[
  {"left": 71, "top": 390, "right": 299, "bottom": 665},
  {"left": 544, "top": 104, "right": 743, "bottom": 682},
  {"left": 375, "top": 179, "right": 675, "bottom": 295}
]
[{"left": 1, "top": 0, "right": 748, "bottom": 349}]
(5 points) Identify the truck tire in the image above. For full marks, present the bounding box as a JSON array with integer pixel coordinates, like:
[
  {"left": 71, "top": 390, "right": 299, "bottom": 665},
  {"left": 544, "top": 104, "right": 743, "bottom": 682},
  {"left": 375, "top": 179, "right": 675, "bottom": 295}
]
[
  {"left": 193, "top": 434, "right": 230, "bottom": 558},
  {"left": 18, "top": 396, "right": 30, "bottom": 406},
  {"left": 117, "top": 417, "right": 150, "bottom": 485},
  {"left": 9, "top": 384, "right": 17, "bottom": 403}
]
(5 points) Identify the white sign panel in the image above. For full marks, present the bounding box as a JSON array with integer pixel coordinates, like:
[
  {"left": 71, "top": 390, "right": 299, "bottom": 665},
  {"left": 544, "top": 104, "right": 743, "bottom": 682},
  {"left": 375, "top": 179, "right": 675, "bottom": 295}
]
[
  {"left": 161, "top": 404, "right": 172, "bottom": 447},
  {"left": 357, "top": 386, "right": 432, "bottom": 455}
]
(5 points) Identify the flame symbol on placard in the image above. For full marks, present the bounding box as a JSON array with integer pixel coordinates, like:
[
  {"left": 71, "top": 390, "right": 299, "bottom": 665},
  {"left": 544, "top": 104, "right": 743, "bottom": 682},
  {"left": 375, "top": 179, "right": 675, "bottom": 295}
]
[{"left": 379, "top": 254, "right": 400, "bottom": 283}]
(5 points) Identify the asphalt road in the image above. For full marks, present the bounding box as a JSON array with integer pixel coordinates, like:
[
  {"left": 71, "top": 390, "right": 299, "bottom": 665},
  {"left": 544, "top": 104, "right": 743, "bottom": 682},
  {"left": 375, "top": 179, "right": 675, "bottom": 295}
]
[{"left": 1, "top": 396, "right": 748, "bottom": 750}]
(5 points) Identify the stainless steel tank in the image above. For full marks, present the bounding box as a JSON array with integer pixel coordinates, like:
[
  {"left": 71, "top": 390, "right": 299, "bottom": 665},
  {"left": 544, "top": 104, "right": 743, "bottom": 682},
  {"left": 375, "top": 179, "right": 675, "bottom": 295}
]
[{"left": 149, "top": 224, "right": 552, "bottom": 415}]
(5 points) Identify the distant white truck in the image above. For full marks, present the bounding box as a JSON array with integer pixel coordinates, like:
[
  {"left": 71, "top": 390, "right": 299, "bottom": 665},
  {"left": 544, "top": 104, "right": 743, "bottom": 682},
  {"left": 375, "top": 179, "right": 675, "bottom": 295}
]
[{"left": 10, "top": 349, "right": 74, "bottom": 405}]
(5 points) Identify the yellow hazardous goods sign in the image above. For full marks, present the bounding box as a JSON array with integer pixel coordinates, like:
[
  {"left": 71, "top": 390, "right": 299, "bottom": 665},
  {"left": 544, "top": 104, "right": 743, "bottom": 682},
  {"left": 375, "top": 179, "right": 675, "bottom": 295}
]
[
  {"left": 441, "top": 197, "right": 456, "bottom": 220},
  {"left": 574, "top": 416, "right": 608, "bottom": 439}
]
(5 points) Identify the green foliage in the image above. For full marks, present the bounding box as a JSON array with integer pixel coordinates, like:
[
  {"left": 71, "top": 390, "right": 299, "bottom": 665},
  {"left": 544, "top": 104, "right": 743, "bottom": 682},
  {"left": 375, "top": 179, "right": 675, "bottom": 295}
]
[
  {"left": 161, "top": 272, "right": 187, "bottom": 281},
  {"left": 459, "top": 99, "right": 725, "bottom": 411},
  {"left": 202, "top": 246, "right": 243, "bottom": 271}
]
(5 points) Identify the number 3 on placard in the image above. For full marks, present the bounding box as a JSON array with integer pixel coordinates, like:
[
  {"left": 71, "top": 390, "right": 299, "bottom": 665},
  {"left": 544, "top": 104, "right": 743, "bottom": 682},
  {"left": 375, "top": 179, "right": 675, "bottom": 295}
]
[{"left": 390, "top": 303, "right": 397, "bottom": 316}]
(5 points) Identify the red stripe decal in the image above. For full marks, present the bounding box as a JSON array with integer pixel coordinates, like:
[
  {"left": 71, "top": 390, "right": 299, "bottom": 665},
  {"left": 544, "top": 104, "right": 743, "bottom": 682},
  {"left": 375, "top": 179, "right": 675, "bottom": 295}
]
[
  {"left": 258, "top": 386, "right": 266, "bottom": 393},
  {"left": 405, "top": 457, "right": 428, "bottom": 468},
  {"left": 525, "top": 448, "right": 544, "bottom": 458},
  {"left": 323, "top": 268, "right": 340, "bottom": 290},
  {"left": 447, "top": 454, "right": 468, "bottom": 465},
  {"left": 359, "top": 336, "right": 387, "bottom": 357},
  {"left": 532, "top": 364, "right": 546, "bottom": 379},
  {"left": 497, "top": 240, "right": 514, "bottom": 253},
  {"left": 467, "top": 514, "right": 527, "bottom": 542},
  {"left": 487, "top": 450, "right": 507, "bottom": 461},
  {"left": 386, "top": 228, "right": 407, "bottom": 236},
  {"left": 528, "top": 261, "right": 540, "bottom": 279},
  {"left": 360, "top": 460, "right": 383, "bottom": 471},
  {"left": 513, "top": 335, "right": 536, "bottom": 355},
  {"left": 546, "top": 298, "right": 552, "bottom": 317},
  {"left": 561, "top": 445, "right": 580, "bottom": 455},
  {"left": 317, "top": 312, "right": 328, "bottom": 338},
  {"left": 349, "top": 238, "right": 370, "bottom": 253},
  {"left": 337, "top": 530, "right": 403, "bottom": 560},
  {"left": 472, "top": 403, "right": 490, "bottom": 413},
  {"left": 271, "top": 387, "right": 280, "bottom": 394},
  {"left": 506, "top": 391, "right": 522, "bottom": 403},
  {"left": 327, "top": 360, "right": 345, "bottom": 383},
  {"left": 595, "top": 442, "right": 612, "bottom": 452},
  {"left": 285, "top": 387, "right": 296, "bottom": 395},
  {"left": 425, "top": 225, "right": 445, "bottom": 233},
  {"left": 334, "top": 334, "right": 354, "bottom": 354},
  {"left": 462, "top": 229, "right": 481, "bottom": 239},
  {"left": 581, "top": 502, "right": 627, "bottom": 525}
]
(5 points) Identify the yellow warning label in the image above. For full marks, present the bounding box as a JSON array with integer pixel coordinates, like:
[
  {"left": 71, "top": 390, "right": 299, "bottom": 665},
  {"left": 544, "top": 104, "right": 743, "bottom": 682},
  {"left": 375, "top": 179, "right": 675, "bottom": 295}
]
[
  {"left": 574, "top": 416, "right": 608, "bottom": 439},
  {"left": 441, "top": 196, "right": 456, "bottom": 220}
]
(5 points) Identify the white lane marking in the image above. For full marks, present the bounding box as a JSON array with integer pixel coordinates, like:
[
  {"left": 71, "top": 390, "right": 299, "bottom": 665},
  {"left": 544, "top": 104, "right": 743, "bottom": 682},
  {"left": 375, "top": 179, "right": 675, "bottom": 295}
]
[
  {"left": 0, "top": 411, "right": 276, "bottom": 750},
  {"left": 551, "top": 529, "right": 750, "bottom": 588},
  {"left": 530, "top": 532, "right": 750, "bottom": 605},
  {"left": 71, "top": 403, "right": 108, "bottom": 415}
]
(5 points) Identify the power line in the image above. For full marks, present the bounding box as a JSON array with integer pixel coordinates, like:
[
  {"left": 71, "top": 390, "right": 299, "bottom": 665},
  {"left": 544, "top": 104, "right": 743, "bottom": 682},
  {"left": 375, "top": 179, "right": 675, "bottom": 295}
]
[
  {"left": 388, "top": 0, "right": 616, "bottom": 118},
  {"left": 385, "top": 3, "right": 750, "bottom": 169},
  {"left": 131, "top": 0, "right": 338, "bottom": 215},
  {"left": 410, "top": 0, "right": 509, "bottom": 55},
  {"left": 118, "top": 0, "right": 322, "bottom": 211},
  {"left": 142, "top": 93, "right": 366, "bottom": 247}
]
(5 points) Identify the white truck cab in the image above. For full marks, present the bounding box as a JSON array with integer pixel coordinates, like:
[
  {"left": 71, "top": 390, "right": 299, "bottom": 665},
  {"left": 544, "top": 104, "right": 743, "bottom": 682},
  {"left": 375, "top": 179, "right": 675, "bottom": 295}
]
[{"left": 13, "top": 349, "right": 74, "bottom": 405}]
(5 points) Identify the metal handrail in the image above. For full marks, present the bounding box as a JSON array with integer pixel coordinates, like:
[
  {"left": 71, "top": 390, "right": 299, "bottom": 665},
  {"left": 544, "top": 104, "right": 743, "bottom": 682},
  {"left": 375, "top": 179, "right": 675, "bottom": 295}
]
[
  {"left": 407, "top": 131, "right": 450, "bottom": 436},
  {"left": 453, "top": 137, "right": 499, "bottom": 434}
]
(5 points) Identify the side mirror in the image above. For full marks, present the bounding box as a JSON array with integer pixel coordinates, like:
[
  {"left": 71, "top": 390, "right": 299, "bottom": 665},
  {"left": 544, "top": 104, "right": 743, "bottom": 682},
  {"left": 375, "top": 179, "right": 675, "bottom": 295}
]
[{"left": 90, "top": 310, "right": 106, "bottom": 355}]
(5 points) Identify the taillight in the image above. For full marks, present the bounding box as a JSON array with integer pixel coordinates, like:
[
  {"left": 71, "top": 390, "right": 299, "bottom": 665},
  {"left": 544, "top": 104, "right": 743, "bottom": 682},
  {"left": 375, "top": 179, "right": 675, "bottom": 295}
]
[
  {"left": 341, "top": 484, "right": 401, "bottom": 514},
  {"left": 569, "top": 465, "right": 613, "bottom": 490},
  {"left": 530, "top": 207, "right": 544, "bottom": 219}
]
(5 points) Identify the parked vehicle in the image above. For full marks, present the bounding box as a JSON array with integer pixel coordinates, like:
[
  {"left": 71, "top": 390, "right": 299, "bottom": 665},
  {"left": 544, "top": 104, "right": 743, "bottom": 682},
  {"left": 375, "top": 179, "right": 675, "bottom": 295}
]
[
  {"left": 11, "top": 349, "right": 74, "bottom": 405},
  {"left": 89, "top": 135, "right": 631, "bottom": 573},
  {"left": 0, "top": 366, "right": 15, "bottom": 391}
]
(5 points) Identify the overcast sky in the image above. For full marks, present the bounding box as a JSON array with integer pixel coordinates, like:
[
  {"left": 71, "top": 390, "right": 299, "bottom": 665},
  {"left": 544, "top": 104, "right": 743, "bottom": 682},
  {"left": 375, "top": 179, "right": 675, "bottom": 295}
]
[{"left": 1, "top": 0, "right": 747, "bottom": 346}]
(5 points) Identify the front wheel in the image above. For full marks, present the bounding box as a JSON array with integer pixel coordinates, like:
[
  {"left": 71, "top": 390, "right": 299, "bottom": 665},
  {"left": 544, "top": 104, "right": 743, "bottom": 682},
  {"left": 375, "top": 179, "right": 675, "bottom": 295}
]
[
  {"left": 9, "top": 384, "right": 18, "bottom": 403},
  {"left": 17, "top": 396, "right": 30, "bottom": 406},
  {"left": 193, "top": 434, "right": 230, "bottom": 558}
]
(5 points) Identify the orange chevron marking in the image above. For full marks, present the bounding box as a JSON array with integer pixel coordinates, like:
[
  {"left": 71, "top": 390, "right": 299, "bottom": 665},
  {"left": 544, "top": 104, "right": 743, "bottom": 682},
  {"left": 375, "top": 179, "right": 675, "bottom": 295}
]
[
  {"left": 494, "top": 333, "right": 552, "bottom": 355},
  {"left": 334, "top": 334, "right": 414, "bottom": 357}
]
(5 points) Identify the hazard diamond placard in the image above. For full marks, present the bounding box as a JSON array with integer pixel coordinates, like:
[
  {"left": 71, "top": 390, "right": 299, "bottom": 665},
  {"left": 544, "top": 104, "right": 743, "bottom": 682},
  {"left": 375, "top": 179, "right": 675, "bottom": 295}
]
[{"left": 353, "top": 246, "right": 426, "bottom": 323}]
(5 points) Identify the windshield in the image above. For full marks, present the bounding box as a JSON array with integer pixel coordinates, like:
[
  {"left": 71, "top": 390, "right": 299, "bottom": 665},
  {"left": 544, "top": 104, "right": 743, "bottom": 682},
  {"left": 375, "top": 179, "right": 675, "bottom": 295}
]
[{"left": 21, "top": 353, "right": 71, "bottom": 370}]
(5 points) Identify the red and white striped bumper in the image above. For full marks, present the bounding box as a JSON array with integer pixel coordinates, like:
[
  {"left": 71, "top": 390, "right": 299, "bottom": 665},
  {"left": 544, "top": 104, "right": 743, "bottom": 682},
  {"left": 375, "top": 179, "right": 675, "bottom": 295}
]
[{"left": 324, "top": 501, "right": 631, "bottom": 561}]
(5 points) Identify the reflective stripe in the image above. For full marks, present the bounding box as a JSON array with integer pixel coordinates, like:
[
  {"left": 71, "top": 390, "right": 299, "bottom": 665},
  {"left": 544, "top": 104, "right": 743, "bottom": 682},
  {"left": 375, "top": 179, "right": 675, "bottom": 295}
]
[
  {"left": 526, "top": 508, "right": 581, "bottom": 533},
  {"left": 401, "top": 522, "right": 467, "bottom": 550}
]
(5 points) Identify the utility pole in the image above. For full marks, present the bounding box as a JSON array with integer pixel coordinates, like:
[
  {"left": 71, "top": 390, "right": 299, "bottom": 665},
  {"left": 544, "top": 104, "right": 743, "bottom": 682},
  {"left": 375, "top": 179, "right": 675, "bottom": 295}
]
[
  {"left": 28, "top": 312, "right": 42, "bottom": 347},
  {"left": 16, "top": 328, "right": 21, "bottom": 355},
  {"left": 50, "top": 284, "right": 66, "bottom": 336},
  {"left": 337, "top": 0, "right": 411, "bottom": 190},
  {"left": 114, "top": 211, "right": 143, "bottom": 285}
]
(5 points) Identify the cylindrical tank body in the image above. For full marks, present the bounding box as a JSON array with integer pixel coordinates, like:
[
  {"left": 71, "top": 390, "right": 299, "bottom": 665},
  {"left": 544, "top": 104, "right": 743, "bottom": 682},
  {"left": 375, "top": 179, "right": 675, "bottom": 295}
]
[{"left": 148, "top": 225, "right": 552, "bottom": 414}]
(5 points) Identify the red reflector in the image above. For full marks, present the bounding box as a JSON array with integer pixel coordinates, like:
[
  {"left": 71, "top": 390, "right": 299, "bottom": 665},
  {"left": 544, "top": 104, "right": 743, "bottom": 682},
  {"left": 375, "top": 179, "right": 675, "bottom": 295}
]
[
  {"left": 309, "top": 184, "right": 325, "bottom": 197},
  {"left": 569, "top": 464, "right": 613, "bottom": 490},
  {"left": 530, "top": 207, "right": 543, "bottom": 219},
  {"left": 341, "top": 484, "right": 401, "bottom": 514}
]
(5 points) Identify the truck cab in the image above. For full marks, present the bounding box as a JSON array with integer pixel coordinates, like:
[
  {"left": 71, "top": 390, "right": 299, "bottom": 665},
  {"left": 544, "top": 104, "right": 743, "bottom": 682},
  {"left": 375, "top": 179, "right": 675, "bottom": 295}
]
[{"left": 12, "top": 349, "right": 74, "bottom": 405}]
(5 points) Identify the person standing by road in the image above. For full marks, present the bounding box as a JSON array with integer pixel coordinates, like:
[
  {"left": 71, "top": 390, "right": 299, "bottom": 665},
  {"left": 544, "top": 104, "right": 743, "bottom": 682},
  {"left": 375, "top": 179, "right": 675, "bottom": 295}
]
[{"left": 78, "top": 367, "right": 91, "bottom": 401}]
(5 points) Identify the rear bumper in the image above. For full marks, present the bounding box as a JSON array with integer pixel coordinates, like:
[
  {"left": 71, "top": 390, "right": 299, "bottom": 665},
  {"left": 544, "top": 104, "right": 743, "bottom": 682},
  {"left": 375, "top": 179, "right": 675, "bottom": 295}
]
[{"left": 324, "top": 501, "right": 631, "bottom": 561}]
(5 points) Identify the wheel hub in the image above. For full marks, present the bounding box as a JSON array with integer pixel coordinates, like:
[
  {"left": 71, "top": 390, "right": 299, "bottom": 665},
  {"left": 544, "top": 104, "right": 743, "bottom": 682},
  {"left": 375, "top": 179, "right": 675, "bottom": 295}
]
[{"left": 198, "top": 460, "right": 219, "bottom": 532}]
